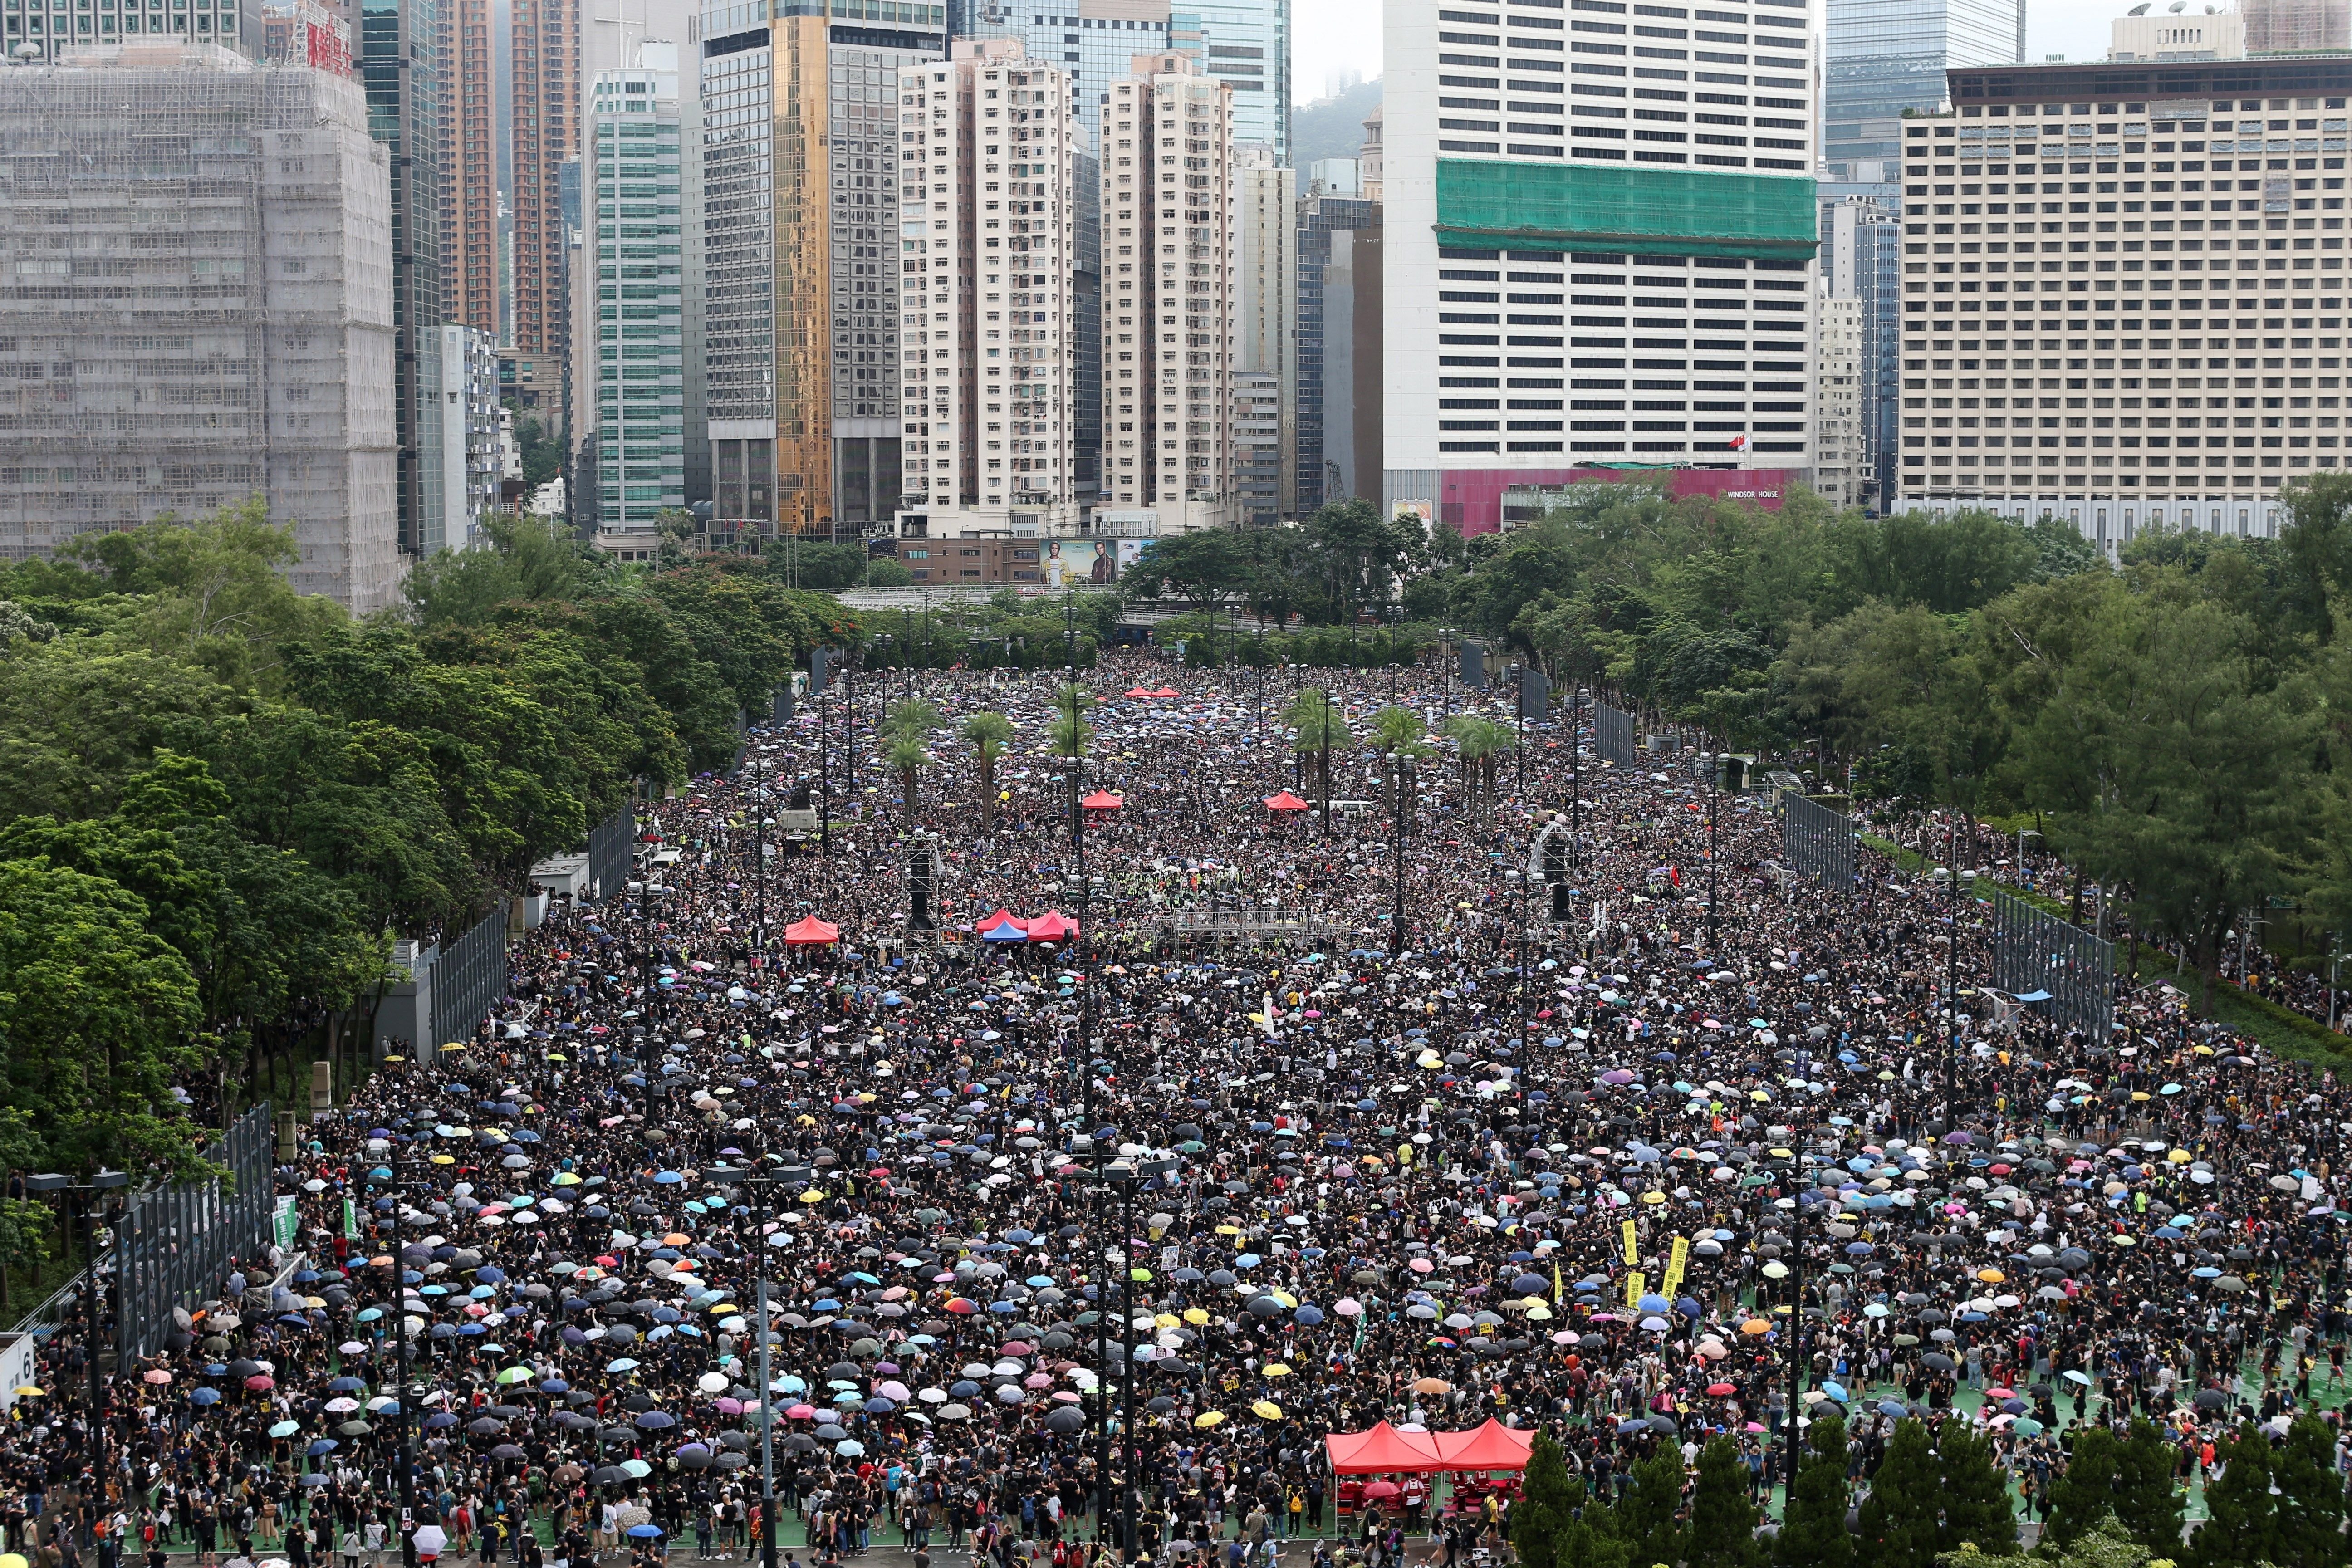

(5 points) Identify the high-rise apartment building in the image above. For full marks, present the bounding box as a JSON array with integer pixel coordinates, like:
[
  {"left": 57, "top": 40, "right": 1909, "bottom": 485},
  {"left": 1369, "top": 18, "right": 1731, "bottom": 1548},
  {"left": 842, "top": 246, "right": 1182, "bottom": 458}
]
[
  {"left": 1296, "top": 187, "right": 1379, "bottom": 513},
  {"left": 581, "top": 41, "right": 690, "bottom": 549},
  {"left": 897, "top": 39, "right": 1079, "bottom": 524},
  {"left": 1892, "top": 60, "right": 2352, "bottom": 550},
  {"left": 442, "top": 0, "right": 497, "bottom": 333},
  {"left": 1360, "top": 102, "right": 1382, "bottom": 198},
  {"left": 960, "top": 0, "right": 1171, "bottom": 157},
  {"left": 359, "top": 0, "right": 447, "bottom": 552},
  {"left": 1825, "top": 0, "right": 2016, "bottom": 181},
  {"left": 1101, "top": 51, "right": 1237, "bottom": 527},
  {"left": 1382, "top": 0, "right": 1819, "bottom": 532},
  {"left": 511, "top": 0, "right": 579, "bottom": 424},
  {"left": 701, "top": 0, "right": 945, "bottom": 539},
  {"left": 2244, "top": 0, "right": 2347, "bottom": 55},
  {"left": 1236, "top": 145, "right": 1295, "bottom": 517},
  {"left": 1812, "top": 288, "right": 1864, "bottom": 505},
  {"left": 1819, "top": 191, "right": 1899, "bottom": 507},
  {"left": 441, "top": 323, "right": 503, "bottom": 542},
  {"left": 0, "top": 43, "right": 402, "bottom": 608}
]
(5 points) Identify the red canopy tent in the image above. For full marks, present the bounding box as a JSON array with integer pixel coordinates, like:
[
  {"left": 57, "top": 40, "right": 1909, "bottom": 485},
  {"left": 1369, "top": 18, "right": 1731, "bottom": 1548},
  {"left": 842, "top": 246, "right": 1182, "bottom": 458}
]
[
  {"left": 1263, "top": 790, "right": 1312, "bottom": 812},
  {"left": 1151, "top": 686, "right": 1179, "bottom": 698},
  {"left": 1430, "top": 1420, "right": 1534, "bottom": 1471},
  {"left": 1024, "top": 909, "right": 1080, "bottom": 941},
  {"left": 1324, "top": 1422, "right": 1445, "bottom": 1474},
  {"left": 1081, "top": 790, "right": 1125, "bottom": 810},
  {"left": 1124, "top": 687, "right": 1155, "bottom": 699},
  {"left": 973, "top": 908, "right": 1027, "bottom": 933},
  {"left": 782, "top": 916, "right": 840, "bottom": 946}
]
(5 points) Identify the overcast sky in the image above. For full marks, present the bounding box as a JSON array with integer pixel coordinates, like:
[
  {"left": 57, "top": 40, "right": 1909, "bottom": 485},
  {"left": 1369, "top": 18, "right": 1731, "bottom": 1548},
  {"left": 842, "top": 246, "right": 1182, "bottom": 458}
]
[{"left": 1292, "top": 0, "right": 2152, "bottom": 106}]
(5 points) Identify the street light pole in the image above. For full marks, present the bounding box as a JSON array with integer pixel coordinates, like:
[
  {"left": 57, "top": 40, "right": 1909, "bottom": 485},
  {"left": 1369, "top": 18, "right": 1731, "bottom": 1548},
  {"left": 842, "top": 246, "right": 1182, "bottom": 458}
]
[
  {"left": 1946, "top": 817, "right": 1960, "bottom": 1123},
  {"left": 1390, "top": 753, "right": 1414, "bottom": 958},
  {"left": 711, "top": 1162, "right": 780, "bottom": 1568},
  {"left": 1706, "top": 752, "right": 1720, "bottom": 954}
]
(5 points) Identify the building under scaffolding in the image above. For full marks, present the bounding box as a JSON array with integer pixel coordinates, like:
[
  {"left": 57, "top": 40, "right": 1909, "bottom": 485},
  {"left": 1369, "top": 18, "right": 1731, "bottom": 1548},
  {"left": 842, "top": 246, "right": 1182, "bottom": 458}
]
[{"left": 0, "top": 42, "right": 402, "bottom": 610}]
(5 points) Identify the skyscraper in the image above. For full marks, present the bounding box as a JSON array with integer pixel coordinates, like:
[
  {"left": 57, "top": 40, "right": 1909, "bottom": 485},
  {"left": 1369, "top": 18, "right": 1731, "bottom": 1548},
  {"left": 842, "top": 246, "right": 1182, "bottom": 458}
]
[
  {"left": 1295, "top": 185, "right": 1378, "bottom": 514},
  {"left": 701, "top": 0, "right": 944, "bottom": 539},
  {"left": 510, "top": 0, "right": 579, "bottom": 434},
  {"left": 1101, "top": 50, "right": 1237, "bottom": 527},
  {"left": 1382, "top": 0, "right": 1820, "bottom": 532},
  {"left": 581, "top": 41, "right": 689, "bottom": 550},
  {"left": 1235, "top": 145, "right": 1295, "bottom": 517},
  {"left": 0, "top": 43, "right": 403, "bottom": 608},
  {"left": 1818, "top": 191, "right": 1898, "bottom": 508},
  {"left": 1891, "top": 62, "right": 2352, "bottom": 549},
  {"left": 898, "top": 39, "right": 1079, "bottom": 523},
  {"left": 960, "top": 0, "right": 1172, "bottom": 157},
  {"left": 1825, "top": 0, "right": 2017, "bottom": 181},
  {"left": 360, "top": 0, "right": 447, "bottom": 552},
  {"left": 1177, "top": 0, "right": 1285, "bottom": 157},
  {"left": 442, "top": 0, "right": 498, "bottom": 333}
]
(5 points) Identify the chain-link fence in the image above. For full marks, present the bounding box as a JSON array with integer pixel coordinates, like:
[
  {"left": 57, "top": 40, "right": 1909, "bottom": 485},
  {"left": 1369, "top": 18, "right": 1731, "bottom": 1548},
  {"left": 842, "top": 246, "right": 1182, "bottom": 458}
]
[
  {"left": 113, "top": 1102, "right": 275, "bottom": 1371},
  {"left": 1990, "top": 889, "right": 2114, "bottom": 1039},
  {"left": 1595, "top": 702, "right": 1636, "bottom": 766},
  {"left": 1781, "top": 794, "right": 1858, "bottom": 888}
]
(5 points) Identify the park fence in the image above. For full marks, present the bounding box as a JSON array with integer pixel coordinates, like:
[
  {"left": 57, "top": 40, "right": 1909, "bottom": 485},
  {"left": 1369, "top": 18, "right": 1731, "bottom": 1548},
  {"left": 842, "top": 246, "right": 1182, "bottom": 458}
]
[
  {"left": 1781, "top": 794, "right": 1858, "bottom": 888},
  {"left": 1594, "top": 703, "right": 1636, "bottom": 767},
  {"left": 587, "top": 804, "right": 636, "bottom": 903},
  {"left": 1989, "top": 889, "right": 2114, "bottom": 1040},
  {"left": 113, "top": 1102, "right": 276, "bottom": 1371}
]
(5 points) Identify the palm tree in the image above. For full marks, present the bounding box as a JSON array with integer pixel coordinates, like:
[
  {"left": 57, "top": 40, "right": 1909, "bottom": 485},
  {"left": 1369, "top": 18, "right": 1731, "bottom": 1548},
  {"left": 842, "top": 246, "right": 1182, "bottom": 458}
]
[
  {"left": 960, "top": 710, "right": 1014, "bottom": 835},
  {"left": 884, "top": 697, "right": 941, "bottom": 743},
  {"left": 1367, "top": 703, "right": 1431, "bottom": 818},
  {"left": 1446, "top": 715, "right": 1510, "bottom": 821},
  {"left": 1048, "top": 681, "right": 1095, "bottom": 841},
  {"left": 887, "top": 734, "right": 930, "bottom": 817},
  {"left": 1281, "top": 686, "right": 1354, "bottom": 818}
]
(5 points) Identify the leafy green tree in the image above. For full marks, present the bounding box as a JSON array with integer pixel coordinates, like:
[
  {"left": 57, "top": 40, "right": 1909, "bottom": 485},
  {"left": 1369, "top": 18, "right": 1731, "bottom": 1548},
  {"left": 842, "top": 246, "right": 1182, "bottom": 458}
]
[
  {"left": 2105, "top": 1418, "right": 2184, "bottom": 1555},
  {"left": 405, "top": 511, "right": 608, "bottom": 629},
  {"left": 1512, "top": 1432, "right": 1578, "bottom": 1568},
  {"left": 2184, "top": 1422, "right": 2279, "bottom": 1568},
  {"left": 1931, "top": 1421, "right": 2018, "bottom": 1557},
  {"left": 0, "top": 857, "right": 207, "bottom": 1178},
  {"left": 1774, "top": 1416, "right": 1851, "bottom": 1568},
  {"left": 961, "top": 710, "right": 1014, "bottom": 836},
  {"left": 1561, "top": 1479, "right": 1631, "bottom": 1568},
  {"left": 1445, "top": 715, "right": 1512, "bottom": 821},
  {"left": 1854, "top": 1419, "right": 1940, "bottom": 1568},
  {"left": 1123, "top": 531, "right": 1249, "bottom": 614},
  {"left": 2043, "top": 1425, "right": 2122, "bottom": 1550},
  {"left": 1615, "top": 1447, "right": 1686, "bottom": 1568},
  {"left": 2270, "top": 1412, "right": 2347, "bottom": 1568},
  {"left": 1934, "top": 1514, "right": 2153, "bottom": 1568},
  {"left": 1688, "top": 1436, "right": 1761, "bottom": 1568}
]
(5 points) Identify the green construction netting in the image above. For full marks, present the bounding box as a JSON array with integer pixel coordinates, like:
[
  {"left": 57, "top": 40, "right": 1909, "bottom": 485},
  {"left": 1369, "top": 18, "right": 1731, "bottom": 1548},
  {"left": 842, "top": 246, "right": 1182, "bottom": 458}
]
[{"left": 1434, "top": 158, "right": 1819, "bottom": 260}]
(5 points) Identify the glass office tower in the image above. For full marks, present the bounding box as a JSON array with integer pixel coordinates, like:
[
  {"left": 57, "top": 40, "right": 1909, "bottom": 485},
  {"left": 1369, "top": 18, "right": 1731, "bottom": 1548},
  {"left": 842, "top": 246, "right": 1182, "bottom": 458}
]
[{"left": 1825, "top": 0, "right": 2018, "bottom": 179}]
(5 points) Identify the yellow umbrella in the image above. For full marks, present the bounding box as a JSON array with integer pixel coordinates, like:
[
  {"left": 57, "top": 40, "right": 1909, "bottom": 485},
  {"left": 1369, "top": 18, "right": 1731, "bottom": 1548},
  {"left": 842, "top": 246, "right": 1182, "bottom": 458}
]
[
  {"left": 10, "top": 1387, "right": 39, "bottom": 1397},
  {"left": 1976, "top": 1268, "right": 2005, "bottom": 1284},
  {"left": 2168, "top": 1149, "right": 2192, "bottom": 1164},
  {"left": 1263, "top": 1363, "right": 1293, "bottom": 1378},
  {"left": 1740, "top": 1320, "right": 1770, "bottom": 1336},
  {"left": 1194, "top": 1411, "right": 1227, "bottom": 1428},
  {"left": 1154, "top": 1313, "right": 1180, "bottom": 1330},
  {"left": 1182, "top": 1308, "right": 1210, "bottom": 1326},
  {"left": 1251, "top": 1400, "right": 1283, "bottom": 1420},
  {"left": 1, "top": 1552, "right": 30, "bottom": 1568},
  {"left": 800, "top": 1189, "right": 827, "bottom": 1204},
  {"left": 431, "top": 1154, "right": 456, "bottom": 1166}
]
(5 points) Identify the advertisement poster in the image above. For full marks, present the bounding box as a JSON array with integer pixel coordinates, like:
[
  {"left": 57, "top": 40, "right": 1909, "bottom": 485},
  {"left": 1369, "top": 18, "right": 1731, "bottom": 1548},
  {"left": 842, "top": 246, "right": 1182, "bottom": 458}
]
[{"left": 1042, "top": 537, "right": 1152, "bottom": 589}]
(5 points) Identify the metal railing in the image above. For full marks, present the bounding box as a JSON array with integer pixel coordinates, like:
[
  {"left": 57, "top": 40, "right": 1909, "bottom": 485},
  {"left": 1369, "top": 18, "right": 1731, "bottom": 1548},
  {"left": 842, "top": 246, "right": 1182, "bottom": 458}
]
[
  {"left": 1990, "top": 889, "right": 2114, "bottom": 1040},
  {"left": 113, "top": 1102, "right": 275, "bottom": 1370},
  {"left": 1781, "top": 794, "right": 1858, "bottom": 889}
]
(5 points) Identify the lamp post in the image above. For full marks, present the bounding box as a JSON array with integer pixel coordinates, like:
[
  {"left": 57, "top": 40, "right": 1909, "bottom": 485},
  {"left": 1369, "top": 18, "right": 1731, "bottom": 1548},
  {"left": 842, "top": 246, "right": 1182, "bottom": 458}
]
[
  {"left": 708, "top": 1161, "right": 780, "bottom": 1568},
  {"left": 1390, "top": 752, "right": 1416, "bottom": 958},
  {"left": 1946, "top": 817, "right": 1961, "bottom": 1125},
  {"left": 1705, "top": 750, "right": 1720, "bottom": 954},
  {"left": 361, "top": 1164, "right": 420, "bottom": 1568},
  {"left": 31, "top": 1169, "right": 128, "bottom": 1538}
]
